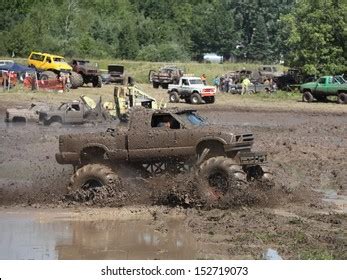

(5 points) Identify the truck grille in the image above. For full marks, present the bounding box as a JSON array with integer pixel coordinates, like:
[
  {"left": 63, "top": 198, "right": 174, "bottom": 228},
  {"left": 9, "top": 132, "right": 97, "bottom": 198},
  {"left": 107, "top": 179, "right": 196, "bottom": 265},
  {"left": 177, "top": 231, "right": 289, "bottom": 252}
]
[{"left": 235, "top": 133, "right": 254, "bottom": 142}]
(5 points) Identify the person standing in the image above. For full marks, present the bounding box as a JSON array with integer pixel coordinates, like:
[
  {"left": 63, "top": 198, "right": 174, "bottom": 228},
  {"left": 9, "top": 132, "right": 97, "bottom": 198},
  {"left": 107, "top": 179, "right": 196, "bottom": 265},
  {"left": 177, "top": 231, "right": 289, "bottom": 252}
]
[
  {"left": 201, "top": 73, "right": 207, "bottom": 85},
  {"left": 241, "top": 77, "right": 251, "bottom": 95}
]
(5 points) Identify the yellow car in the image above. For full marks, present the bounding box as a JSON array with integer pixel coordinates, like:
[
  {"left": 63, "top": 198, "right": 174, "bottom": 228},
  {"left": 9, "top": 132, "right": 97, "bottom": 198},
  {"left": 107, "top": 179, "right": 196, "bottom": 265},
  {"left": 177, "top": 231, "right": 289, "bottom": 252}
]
[
  {"left": 28, "top": 51, "right": 72, "bottom": 73},
  {"left": 28, "top": 52, "right": 82, "bottom": 88}
]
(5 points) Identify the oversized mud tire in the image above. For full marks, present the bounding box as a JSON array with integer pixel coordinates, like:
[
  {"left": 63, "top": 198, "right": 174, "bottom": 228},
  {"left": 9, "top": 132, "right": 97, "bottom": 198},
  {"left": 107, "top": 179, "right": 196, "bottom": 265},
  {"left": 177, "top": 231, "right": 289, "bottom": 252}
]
[
  {"left": 302, "top": 91, "right": 314, "bottom": 103},
  {"left": 40, "top": 71, "right": 57, "bottom": 80},
  {"left": 70, "top": 72, "right": 84, "bottom": 89},
  {"left": 190, "top": 93, "right": 202, "bottom": 104},
  {"left": 161, "top": 83, "right": 169, "bottom": 89},
  {"left": 68, "top": 164, "right": 120, "bottom": 192},
  {"left": 153, "top": 81, "right": 159, "bottom": 88},
  {"left": 337, "top": 92, "right": 347, "bottom": 104},
  {"left": 197, "top": 156, "right": 246, "bottom": 207},
  {"left": 169, "top": 91, "right": 179, "bottom": 103}
]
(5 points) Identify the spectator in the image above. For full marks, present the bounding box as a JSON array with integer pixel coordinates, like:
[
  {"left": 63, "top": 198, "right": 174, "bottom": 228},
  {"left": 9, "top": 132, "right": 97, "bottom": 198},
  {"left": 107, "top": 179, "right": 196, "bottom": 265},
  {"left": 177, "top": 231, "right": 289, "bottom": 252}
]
[
  {"left": 201, "top": 73, "right": 207, "bottom": 85},
  {"left": 241, "top": 77, "right": 251, "bottom": 95}
]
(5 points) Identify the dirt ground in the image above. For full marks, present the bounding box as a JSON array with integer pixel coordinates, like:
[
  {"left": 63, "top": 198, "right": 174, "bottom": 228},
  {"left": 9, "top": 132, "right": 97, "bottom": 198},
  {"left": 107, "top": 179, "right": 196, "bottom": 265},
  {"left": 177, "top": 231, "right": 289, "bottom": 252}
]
[{"left": 0, "top": 84, "right": 346, "bottom": 260}]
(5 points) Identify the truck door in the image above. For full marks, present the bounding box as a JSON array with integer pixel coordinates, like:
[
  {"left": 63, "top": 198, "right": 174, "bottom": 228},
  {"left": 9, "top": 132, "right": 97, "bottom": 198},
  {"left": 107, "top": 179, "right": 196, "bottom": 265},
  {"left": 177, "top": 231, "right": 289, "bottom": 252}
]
[
  {"left": 181, "top": 78, "right": 190, "bottom": 97},
  {"left": 65, "top": 103, "right": 83, "bottom": 123},
  {"left": 127, "top": 113, "right": 177, "bottom": 160},
  {"left": 315, "top": 77, "right": 327, "bottom": 95}
]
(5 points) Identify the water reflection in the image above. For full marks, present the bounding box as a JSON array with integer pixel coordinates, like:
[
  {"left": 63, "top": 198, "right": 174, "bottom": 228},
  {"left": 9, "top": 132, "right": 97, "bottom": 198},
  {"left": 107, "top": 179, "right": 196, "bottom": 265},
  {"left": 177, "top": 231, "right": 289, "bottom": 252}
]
[{"left": 0, "top": 212, "right": 196, "bottom": 260}]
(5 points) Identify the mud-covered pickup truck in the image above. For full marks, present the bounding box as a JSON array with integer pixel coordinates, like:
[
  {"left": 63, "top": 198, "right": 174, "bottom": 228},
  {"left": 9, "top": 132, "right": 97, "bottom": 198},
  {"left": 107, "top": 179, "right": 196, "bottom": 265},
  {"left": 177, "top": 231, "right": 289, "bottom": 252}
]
[
  {"left": 168, "top": 77, "right": 216, "bottom": 104},
  {"left": 300, "top": 75, "right": 347, "bottom": 104},
  {"left": 56, "top": 107, "right": 271, "bottom": 205}
]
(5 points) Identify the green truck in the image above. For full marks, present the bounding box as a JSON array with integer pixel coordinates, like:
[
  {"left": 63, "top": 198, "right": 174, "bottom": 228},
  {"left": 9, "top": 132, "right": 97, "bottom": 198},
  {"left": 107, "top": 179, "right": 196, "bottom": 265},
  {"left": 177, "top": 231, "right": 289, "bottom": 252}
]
[{"left": 300, "top": 75, "right": 347, "bottom": 104}]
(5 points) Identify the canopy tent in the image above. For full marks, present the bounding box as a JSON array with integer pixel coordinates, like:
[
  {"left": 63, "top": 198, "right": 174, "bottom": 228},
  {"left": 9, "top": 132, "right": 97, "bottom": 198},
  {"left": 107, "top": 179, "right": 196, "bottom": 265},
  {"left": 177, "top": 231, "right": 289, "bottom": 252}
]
[{"left": 5, "top": 63, "right": 36, "bottom": 73}]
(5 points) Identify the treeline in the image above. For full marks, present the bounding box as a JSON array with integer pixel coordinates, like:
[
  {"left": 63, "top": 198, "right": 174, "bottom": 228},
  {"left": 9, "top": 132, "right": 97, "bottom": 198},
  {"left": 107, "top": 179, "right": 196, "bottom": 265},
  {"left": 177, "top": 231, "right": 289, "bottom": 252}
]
[{"left": 0, "top": 0, "right": 346, "bottom": 75}]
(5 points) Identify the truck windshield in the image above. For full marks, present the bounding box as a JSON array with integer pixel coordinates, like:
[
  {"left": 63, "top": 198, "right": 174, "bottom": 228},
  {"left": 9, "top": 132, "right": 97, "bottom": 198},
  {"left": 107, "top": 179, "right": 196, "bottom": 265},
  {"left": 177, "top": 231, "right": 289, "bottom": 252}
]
[
  {"left": 176, "top": 112, "right": 205, "bottom": 126},
  {"left": 189, "top": 79, "right": 203, "bottom": 85},
  {"left": 53, "top": 57, "right": 65, "bottom": 62}
]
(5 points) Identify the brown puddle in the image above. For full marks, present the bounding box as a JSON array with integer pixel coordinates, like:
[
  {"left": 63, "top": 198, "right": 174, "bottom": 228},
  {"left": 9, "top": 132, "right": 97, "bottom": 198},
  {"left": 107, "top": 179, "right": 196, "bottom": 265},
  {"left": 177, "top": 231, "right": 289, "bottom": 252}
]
[{"left": 0, "top": 209, "right": 197, "bottom": 260}]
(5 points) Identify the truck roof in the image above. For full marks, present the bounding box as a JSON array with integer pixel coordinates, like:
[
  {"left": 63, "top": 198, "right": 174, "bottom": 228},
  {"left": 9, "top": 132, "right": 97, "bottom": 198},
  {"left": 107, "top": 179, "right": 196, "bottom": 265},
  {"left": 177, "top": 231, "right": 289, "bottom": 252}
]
[{"left": 30, "top": 51, "right": 64, "bottom": 59}]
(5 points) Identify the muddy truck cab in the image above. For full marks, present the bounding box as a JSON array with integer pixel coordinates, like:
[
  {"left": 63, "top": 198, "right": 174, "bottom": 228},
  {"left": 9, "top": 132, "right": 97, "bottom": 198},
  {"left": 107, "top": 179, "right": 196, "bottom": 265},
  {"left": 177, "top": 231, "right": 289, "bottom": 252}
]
[
  {"left": 168, "top": 77, "right": 216, "bottom": 104},
  {"left": 56, "top": 107, "right": 271, "bottom": 207}
]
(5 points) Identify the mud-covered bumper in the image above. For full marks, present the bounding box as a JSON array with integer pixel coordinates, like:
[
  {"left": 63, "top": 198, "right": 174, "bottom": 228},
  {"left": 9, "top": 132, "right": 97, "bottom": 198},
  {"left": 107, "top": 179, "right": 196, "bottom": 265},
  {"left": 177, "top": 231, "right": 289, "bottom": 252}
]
[
  {"left": 55, "top": 152, "right": 79, "bottom": 164},
  {"left": 237, "top": 152, "right": 267, "bottom": 165}
]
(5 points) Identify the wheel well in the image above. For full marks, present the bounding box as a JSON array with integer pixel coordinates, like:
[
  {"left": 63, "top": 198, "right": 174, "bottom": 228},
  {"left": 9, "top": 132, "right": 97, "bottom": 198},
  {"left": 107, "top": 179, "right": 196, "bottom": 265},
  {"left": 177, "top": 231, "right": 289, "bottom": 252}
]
[
  {"left": 196, "top": 140, "right": 225, "bottom": 157},
  {"left": 80, "top": 146, "right": 106, "bottom": 162},
  {"left": 192, "top": 91, "right": 200, "bottom": 95},
  {"left": 303, "top": 89, "right": 311, "bottom": 93},
  {"left": 12, "top": 116, "right": 26, "bottom": 122}
]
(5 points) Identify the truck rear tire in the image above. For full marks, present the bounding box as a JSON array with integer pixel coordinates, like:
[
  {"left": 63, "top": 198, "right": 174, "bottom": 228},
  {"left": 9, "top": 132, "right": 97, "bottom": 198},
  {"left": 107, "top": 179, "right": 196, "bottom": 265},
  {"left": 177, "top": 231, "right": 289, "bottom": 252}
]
[
  {"left": 68, "top": 164, "right": 120, "bottom": 192},
  {"left": 190, "top": 93, "right": 202, "bottom": 104},
  {"left": 70, "top": 72, "right": 84, "bottom": 89},
  {"left": 153, "top": 81, "right": 159, "bottom": 88},
  {"left": 197, "top": 156, "right": 246, "bottom": 206},
  {"left": 169, "top": 91, "right": 179, "bottom": 103},
  {"left": 338, "top": 93, "right": 347, "bottom": 104},
  {"left": 303, "top": 91, "right": 314, "bottom": 103},
  {"left": 161, "top": 83, "right": 169, "bottom": 89}
]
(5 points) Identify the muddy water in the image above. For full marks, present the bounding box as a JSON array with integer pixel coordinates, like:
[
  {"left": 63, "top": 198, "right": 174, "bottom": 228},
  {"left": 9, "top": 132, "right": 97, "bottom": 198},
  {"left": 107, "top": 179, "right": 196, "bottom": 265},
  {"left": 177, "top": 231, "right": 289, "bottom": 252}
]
[{"left": 0, "top": 209, "right": 197, "bottom": 260}]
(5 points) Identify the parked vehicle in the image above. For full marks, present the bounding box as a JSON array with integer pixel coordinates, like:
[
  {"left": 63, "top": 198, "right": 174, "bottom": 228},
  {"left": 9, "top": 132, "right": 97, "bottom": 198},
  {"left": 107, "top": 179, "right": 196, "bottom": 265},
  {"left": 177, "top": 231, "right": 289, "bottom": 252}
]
[
  {"left": 168, "top": 76, "right": 216, "bottom": 104},
  {"left": 300, "top": 76, "right": 347, "bottom": 104},
  {"left": 70, "top": 59, "right": 102, "bottom": 88},
  {"left": 27, "top": 51, "right": 81, "bottom": 88},
  {"left": 108, "top": 65, "right": 125, "bottom": 84},
  {"left": 149, "top": 66, "right": 184, "bottom": 89}
]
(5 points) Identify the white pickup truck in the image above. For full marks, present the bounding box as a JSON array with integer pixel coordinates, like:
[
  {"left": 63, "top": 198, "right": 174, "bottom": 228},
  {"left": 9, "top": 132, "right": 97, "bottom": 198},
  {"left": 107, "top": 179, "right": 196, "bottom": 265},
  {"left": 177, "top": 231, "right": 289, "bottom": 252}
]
[{"left": 168, "top": 76, "right": 216, "bottom": 104}]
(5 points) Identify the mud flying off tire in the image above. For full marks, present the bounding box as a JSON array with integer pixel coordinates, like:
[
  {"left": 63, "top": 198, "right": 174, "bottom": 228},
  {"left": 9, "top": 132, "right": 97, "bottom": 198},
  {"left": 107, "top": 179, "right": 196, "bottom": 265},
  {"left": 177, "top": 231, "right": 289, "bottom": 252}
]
[
  {"left": 70, "top": 72, "right": 84, "bottom": 89},
  {"left": 190, "top": 93, "right": 202, "bottom": 104},
  {"left": 69, "top": 164, "right": 120, "bottom": 192},
  {"left": 337, "top": 93, "right": 347, "bottom": 104},
  {"left": 197, "top": 156, "right": 246, "bottom": 206},
  {"left": 169, "top": 91, "right": 179, "bottom": 103},
  {"left": 303, "top": 91, "right": 314, "bottom": 103}
]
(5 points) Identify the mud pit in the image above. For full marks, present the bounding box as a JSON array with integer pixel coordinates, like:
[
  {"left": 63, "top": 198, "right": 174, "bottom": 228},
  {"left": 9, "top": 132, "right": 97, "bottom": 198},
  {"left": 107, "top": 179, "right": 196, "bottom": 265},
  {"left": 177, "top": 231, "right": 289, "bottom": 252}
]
[{"left": 0, "top": 105, "right": 346, "bottom": 259}]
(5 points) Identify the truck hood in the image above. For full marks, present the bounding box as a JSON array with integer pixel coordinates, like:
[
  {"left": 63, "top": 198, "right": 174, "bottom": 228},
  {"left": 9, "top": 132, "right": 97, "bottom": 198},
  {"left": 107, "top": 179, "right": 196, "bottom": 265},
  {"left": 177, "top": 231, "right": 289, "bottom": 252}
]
[{"left": 54, "top": 62, "right": 72, "bottom": 71}]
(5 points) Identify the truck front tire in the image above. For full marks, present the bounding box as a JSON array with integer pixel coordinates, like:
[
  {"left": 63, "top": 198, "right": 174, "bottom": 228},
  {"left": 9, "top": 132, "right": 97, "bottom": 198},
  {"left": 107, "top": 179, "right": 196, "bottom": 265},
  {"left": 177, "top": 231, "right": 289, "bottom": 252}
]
[
  {"left": 70, "top": 72, "right": 84, "bottom": 89},
  {"left": 197, "top": 156, "right": 246, "bottom": 207},
  {"left": 190, "top": 93, "right": 202, "bottom": 104}
]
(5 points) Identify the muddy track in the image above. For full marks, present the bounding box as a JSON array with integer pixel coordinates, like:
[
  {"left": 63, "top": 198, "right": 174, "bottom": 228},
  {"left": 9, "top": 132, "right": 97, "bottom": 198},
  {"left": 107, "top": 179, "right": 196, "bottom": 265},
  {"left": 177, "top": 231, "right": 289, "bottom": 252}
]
[{"left": 0, "top": 103, "right": 346, "bottom": 259}]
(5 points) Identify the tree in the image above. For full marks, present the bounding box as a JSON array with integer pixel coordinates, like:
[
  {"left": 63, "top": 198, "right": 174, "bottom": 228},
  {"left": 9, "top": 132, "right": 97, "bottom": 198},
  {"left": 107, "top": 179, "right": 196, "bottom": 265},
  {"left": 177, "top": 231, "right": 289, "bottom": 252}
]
[
  {"left": 281, "top": 0, "right": 347, "bottom": 75},
  {"left": 248, "top": 15, "right": 272, "bottom": 62}
]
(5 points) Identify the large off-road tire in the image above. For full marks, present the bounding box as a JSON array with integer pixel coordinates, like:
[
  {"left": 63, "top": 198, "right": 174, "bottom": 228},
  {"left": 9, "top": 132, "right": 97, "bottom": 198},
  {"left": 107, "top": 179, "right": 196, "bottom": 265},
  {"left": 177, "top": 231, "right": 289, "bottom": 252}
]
[
  {"left": 161, "top": 83, "right": 169, "bottom": 89},
  {"left": 169, "top": 91, "right": 179, "bottom": 103},
  {"left": 337, "top": 92, "right": 347, "bottom": 104},
  {"left": 302, "top": 91, "right": 314, "bottom": 103},
  {"left": 153, "top": 81, "right": 159, "bottom": 88},
  {"left": 70, "top": 72, "right": 84, "bottom": 89},
  {"left": 40, "top": 71, "right": 57, "bottom": 80},
  {"left": 190, "top": 92, "right": 202, "bottom": 104},
  {"left": 197, "top": 156, "right": 246, "bottom": 206},
  {"left": 68, "top": 164, "right": 120, "bottom": 192}
]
